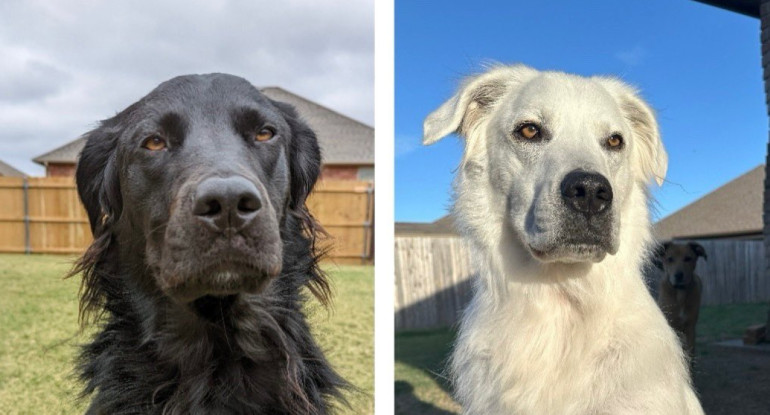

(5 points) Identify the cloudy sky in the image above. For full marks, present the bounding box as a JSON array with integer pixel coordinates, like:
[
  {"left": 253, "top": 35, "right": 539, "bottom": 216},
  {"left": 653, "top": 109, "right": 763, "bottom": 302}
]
[{"left": 0, "top": 0, "right": 373, "bottom": 175}]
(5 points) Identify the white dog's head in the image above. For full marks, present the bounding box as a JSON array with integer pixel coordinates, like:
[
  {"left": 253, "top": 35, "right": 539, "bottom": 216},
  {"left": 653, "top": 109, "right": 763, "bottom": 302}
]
[{"left": 424, "top": 64, "right": 667, "bottom": 264}]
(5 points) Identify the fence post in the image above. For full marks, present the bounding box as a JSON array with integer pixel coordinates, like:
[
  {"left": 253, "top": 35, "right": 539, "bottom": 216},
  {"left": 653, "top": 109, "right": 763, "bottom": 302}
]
[
  {"left": 361, "top": 183, "right": 374, "bottom": 264},
  {"left": 22, "top": 177, "right": 30, "bottom": 254}
]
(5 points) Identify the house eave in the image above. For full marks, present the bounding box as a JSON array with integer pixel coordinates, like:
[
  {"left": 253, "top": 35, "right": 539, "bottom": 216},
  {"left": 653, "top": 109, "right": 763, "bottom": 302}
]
[
  {"left": 664, "top": 229, "right": 763, "bottom": 241},
  {"left": 693, "top": 0, "right": 760, "bottom": 18}
]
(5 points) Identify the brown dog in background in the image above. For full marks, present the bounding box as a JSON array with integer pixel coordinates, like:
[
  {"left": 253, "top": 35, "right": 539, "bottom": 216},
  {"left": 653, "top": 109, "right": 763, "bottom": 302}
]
[{"left": 657, "top": 241, "right": 706, "bottom": 362}]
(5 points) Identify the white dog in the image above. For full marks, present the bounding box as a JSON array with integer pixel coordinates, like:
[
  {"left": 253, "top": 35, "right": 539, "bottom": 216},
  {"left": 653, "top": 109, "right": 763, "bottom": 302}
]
[{"left": 423, "top": 64, "right": 703, "bottom": 415}]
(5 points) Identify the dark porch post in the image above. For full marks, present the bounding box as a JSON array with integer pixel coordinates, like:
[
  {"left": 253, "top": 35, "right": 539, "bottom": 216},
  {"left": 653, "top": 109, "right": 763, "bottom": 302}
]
[{"left": 763, "top": 0, "right": 770, "bottom": 331}]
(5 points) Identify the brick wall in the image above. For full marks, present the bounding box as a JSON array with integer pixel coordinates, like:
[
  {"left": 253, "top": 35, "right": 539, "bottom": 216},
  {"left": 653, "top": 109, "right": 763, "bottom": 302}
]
[
  {"left": 321, "top": 165, "right": 359, "bottom": 180},
  {"left": 46, "top": 163, "right": 76, "bottom": 177}
]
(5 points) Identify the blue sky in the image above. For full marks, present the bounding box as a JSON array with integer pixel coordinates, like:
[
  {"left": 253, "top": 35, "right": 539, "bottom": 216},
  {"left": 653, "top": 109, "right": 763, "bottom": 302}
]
[{"left": 395, "top": 0, "right": 766, "bottom": 223}]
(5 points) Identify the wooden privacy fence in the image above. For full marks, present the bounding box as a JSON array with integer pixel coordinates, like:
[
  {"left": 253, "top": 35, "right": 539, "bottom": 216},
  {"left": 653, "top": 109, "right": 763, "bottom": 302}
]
[
  {"left": 0, "top": 177, "right": 374, "bottom": 264},
  {"left": 307, "top": 180, "right": 374, "bottom": 264},
  {"left": 395, "top": 236, "right": 475, "bottom": 331},
  {"left": 0, "top": 177, "right": 89, "bottom": 254},
  {"left": 395, "top": 236, "right": 770, "bottom": 331}
]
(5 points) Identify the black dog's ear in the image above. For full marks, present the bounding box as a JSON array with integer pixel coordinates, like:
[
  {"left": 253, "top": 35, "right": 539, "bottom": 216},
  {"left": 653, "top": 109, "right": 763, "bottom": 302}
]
[
  {"left": 270, "top": 99, "right": 334, "bottom": 306},
  {"left": 688, "top": 242, "right": 707, "bottom": 261},
  {"left": 76, "top": 127, "right": 123, "bottom": 234},
  {"left": 69, "top": 121, "right": 124, "bottom": 325},
  {"left": 272, "top": 101, "right": 322, "bottom": 210}
]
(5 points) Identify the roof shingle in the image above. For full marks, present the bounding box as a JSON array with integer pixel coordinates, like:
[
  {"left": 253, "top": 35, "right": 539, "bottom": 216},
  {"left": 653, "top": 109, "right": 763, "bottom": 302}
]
[
  {"left": 261, "top": 87, "right": 373, "bottom": 165},
  {"left": 0, "top": 160, "right": 26, "bottom": 177},
  {"left": 654, "top": 165, "right": 764, "bottom": 240},
  {"left": 395, "top": 215, "right": 457, "bottom": 236},
  {"left": 32, "top": 137, "right": 86, "bottom": 165}
]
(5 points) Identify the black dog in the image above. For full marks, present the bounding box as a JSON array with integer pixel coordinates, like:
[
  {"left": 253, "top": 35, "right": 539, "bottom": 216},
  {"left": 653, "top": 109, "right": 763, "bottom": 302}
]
[{"left": 70, "top": 74, "right": 346, "bottom": 414}]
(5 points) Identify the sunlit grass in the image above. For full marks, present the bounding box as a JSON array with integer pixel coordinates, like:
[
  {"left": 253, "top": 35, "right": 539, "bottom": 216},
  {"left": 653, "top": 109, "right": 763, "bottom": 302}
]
[{"left": 0, "top": 254, "right": 373, "bottom": 414}]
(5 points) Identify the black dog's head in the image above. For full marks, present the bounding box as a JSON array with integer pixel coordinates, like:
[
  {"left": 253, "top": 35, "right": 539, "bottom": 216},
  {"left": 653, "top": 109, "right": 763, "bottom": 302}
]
[{"left": 74, "top": 73, "right": 322, "bottom": 314}]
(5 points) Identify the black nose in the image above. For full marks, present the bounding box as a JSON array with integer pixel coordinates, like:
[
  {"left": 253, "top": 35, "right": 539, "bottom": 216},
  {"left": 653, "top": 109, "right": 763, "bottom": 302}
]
[
  {"left": 192, "top": 176, "right": 262, "bottom": 231},
  {"left": 560, "top": 170, "right": 613, "bottom": 218},
  {"left": 674, "top": 272, "right": 684, "bottom": 282}
]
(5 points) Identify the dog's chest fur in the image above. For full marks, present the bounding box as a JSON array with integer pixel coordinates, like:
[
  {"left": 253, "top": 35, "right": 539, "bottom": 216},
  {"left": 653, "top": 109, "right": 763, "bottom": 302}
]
[
  {"left": 450, "top": 190, "right": 701, "bottom": 415},
  {"left": 78, "top": 269, "right": 342, "bottom": 415},
  {"left": 452, "top": 263, "right": 697, "bottom": 415}
]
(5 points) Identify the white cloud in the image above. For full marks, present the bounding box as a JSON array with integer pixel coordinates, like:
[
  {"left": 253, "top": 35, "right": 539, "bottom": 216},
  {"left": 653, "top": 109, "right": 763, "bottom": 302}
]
[
  {"left": 395, "top": 134, "right": 421, "bottom": 158},
  {"left": 0, "top": 0, "right": 373, "bottom": 175},
  {"left": 615, "top": 45, "right": 647, "bottom": 66}
]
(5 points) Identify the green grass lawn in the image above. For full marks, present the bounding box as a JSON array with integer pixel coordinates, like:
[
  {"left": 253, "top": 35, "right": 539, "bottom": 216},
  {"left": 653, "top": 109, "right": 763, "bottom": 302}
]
[
  {"left": 0, "top": 254, "right": 373, "bottom": 415},
  {"left": 394, "top": 302, "right": 770, "bottom": 415},
  {"left": 696, "top": 302, "right": 768, "bottom": 344},
  {"left": 395, "top": 329, "right": 459, "bottom": 414}
]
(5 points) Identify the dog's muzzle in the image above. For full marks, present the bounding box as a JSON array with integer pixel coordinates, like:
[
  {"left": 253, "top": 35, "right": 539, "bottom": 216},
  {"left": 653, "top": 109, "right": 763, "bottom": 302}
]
[
  {"left": 192, "top": 176, "right": 263, "bottom": 233},
  {"left": 671, "top": 271, "right": 688, "bottom": 289},
  {"left": 560, "top": 170, "right": 613, "bottom": 218},
  {"left": 529, "top": 170, "right": 617, "bottom": 262},
  {"left": 156, "top": 174, "right": 283, "bottom": 304}
]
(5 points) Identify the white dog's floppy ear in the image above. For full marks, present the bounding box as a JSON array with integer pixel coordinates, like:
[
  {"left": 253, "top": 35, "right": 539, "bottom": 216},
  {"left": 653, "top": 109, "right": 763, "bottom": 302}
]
[
  {"left": 596, "top": 78, "right": 668, "bottom": 186},
  {"left": 423, "top": 65, "right": 538, "bottom": 145},
  {"left": 623, "top": 92, "right": 668, "bottom": 186}
]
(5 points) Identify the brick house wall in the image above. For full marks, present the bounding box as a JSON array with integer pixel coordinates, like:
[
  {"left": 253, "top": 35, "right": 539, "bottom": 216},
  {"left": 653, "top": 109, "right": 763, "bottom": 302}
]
[
  {"left": 321, "top": 165, "right": 359, "bottom": 180},
  {"left": 320, "top": 164, "right": 374, "bottom": 181},
  {"left": 46, "top": 163, "right": 76, "bottom": 177}
]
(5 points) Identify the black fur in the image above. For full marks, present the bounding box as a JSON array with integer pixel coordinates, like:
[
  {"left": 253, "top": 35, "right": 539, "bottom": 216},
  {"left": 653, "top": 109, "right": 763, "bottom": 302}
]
[{"left": 70, "top": 74, "right": 347, "bottom": 414}]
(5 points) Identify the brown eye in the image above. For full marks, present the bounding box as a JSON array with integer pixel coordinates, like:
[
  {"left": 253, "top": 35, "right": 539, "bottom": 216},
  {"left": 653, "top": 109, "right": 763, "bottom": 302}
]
[
  {"left": 255, "top": 127, "right": 275, "bottom": 142},
  {"left": 607, "top": 134, "right": 623, "bottom": 149},
  {"left": 141, "top": 135, "right": 167, "bottom": 151},
  {"left": 517, "top": 123, "right": 540, "bottom": 140}
]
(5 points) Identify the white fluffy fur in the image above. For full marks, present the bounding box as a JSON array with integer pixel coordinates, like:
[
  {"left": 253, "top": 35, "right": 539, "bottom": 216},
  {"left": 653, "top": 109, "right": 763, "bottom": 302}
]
[{"left": 423, "top": 64, "right": 703, "bottom": 415}]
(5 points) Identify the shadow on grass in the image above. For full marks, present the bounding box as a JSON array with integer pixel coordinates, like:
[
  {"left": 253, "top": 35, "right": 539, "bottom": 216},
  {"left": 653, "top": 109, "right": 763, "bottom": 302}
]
[
  {"left": 395, "top": 381, "right": 456, "bottom": 415},
  {"left": 395, "top": 327, "right": 459, "bottom": 414},
  {"left": 394, "top": 276, "right": 473, "bottom": 414},
  {"left": 395, "top": 327, "right": 456, "bottom": 387}
]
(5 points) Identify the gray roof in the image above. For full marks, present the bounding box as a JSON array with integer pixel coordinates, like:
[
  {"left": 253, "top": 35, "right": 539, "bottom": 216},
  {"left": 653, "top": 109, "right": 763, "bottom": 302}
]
[
  {"left": 261, "top": 87, "right": 373, "bottom": 165},
  {"left": 395, "top": 215, "right": 457, "bottom": 236},
  {"left": 32, "top": 137, "right": 86, "bottom": 165},
  {"left": 0, "top": 160, "right": 26, "bottom": 177},
  {"left": 654, "top": 165, "right": 764, "bottom": 240},
  {"left": 33, "top": 87, "right": 373, "bottom": 166}
]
